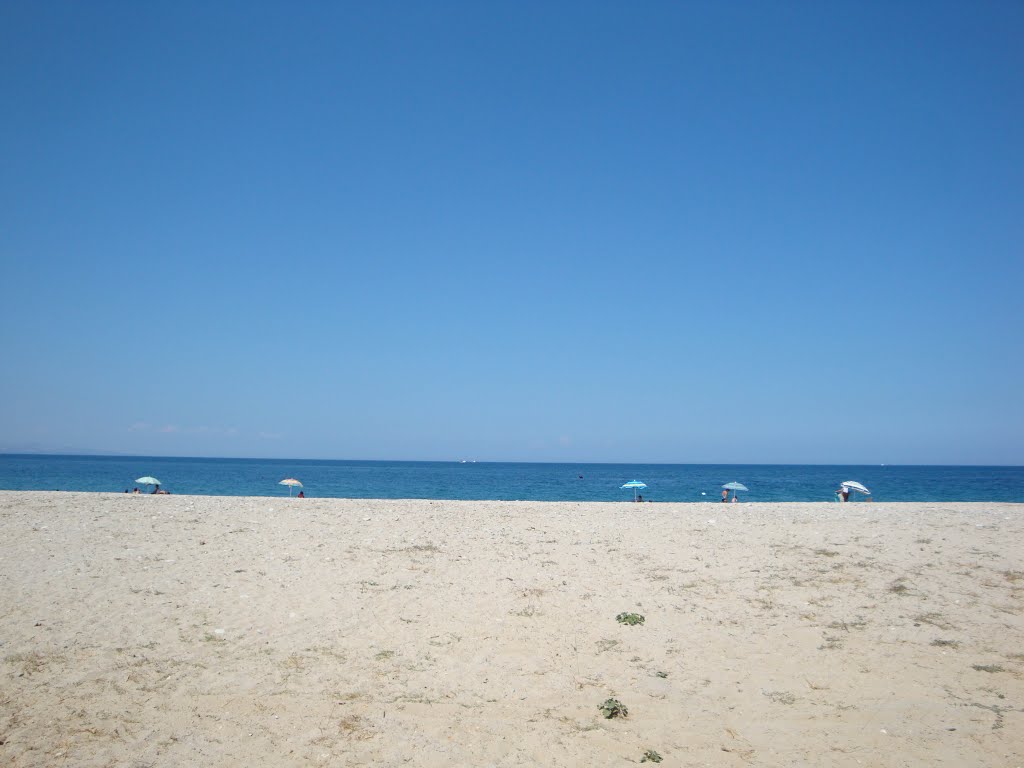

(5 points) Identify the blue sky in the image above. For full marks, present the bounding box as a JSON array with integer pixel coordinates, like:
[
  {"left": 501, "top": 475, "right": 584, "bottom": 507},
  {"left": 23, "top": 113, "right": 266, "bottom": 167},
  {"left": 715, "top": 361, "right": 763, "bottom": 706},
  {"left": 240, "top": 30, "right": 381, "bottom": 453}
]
[{"left": 1, "top": 1, "right": 1021, "bottom": 464}]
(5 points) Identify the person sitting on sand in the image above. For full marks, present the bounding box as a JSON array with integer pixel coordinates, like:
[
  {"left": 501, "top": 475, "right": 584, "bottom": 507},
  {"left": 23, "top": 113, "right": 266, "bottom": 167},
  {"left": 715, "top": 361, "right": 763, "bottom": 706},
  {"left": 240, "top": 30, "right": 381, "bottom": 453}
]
[
  {"left": 297, "top": 491, "right": 304, "bottom": 498},
  {"left": 636, "top": 494, "right": 643, "bottom": 503},
  {"left": 731, "top": 495, "right": 739, "bottom": 503},
  {"left": 132, "top": 487, "right": 140, "bottom": 494},
  {"left": 721, "top": 489, "right": 729, "bottom": 503}
]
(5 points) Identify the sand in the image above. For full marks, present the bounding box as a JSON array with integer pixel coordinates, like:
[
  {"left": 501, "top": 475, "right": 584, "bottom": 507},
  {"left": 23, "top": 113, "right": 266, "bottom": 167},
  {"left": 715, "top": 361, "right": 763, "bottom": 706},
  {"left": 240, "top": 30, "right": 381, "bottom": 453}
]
[{"left": 0, "top": 491, "right": 1022, "bottom": 767}]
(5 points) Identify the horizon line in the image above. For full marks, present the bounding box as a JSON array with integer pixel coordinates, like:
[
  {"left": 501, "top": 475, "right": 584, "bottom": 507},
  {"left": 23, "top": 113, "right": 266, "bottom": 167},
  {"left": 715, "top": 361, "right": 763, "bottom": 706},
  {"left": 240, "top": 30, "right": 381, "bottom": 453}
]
[{"left": 0, "top": 452, "right": 1021, "bottom": 469}]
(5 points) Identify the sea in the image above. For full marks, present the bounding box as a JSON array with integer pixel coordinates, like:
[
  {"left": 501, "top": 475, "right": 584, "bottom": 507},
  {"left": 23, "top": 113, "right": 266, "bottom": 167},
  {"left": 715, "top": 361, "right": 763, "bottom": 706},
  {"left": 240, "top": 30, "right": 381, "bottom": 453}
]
[{"left": 0, "top": 454, "right": 1022, "bottom": 503}]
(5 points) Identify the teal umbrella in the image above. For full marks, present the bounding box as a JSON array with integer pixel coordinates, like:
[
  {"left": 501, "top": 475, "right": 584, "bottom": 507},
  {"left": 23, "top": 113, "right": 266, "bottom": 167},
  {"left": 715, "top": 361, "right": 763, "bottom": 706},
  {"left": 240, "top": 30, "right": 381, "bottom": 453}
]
[
  {"left": 135, "top": 476, "right": 161, "bottom": 490},
  {"left": 721, "top": 481, "right": 747, "bottom": 501},
  {"left": 620, "top": 480, "right": 647, "bottom": 501}
]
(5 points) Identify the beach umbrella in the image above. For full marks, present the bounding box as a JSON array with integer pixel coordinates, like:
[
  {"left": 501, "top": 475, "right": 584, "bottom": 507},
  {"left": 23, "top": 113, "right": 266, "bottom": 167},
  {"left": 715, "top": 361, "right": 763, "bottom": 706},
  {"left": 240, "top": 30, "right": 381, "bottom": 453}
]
[
  {"left": 279, "top": 478, "right": 303, "bottom": 496},
  {"left": 135, "top": 476, "right": 161, "bottom": 490},
  {"left": 620, "top": 480, "right": 647, "bottom": 501},
  {"left": 841, "top": 481, "right": 871, "bottom": 495},
  {"left": 722, "top": 482, "right": 748, "bottom": 492}
]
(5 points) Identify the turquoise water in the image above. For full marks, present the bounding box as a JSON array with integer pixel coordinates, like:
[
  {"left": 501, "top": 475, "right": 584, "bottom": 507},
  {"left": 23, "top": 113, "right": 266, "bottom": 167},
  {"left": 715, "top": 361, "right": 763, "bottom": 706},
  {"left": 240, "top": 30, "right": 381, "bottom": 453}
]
[{"left": 0, "top": 454, "right": 1021, "bottom": 502}]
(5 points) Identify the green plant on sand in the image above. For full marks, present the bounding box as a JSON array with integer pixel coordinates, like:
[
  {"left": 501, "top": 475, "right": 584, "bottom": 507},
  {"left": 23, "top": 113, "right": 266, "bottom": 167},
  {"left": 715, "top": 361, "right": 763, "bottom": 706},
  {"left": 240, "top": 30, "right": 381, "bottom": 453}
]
[
  {"left": 616, "top": 612, "right": 645, "bottom": 626},
  {"left": 598, "top": 698, "right": 628, "bottom": 719},
  {"left": 641, "top": 749, "right": 663, "bottom": 763}
]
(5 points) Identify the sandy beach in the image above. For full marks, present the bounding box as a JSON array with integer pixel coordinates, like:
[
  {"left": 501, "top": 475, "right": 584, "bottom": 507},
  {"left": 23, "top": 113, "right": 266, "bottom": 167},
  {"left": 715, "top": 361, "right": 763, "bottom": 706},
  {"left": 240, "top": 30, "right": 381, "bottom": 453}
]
[{"left": 1, "top": 492, "right": 1021, "bottom": 767}]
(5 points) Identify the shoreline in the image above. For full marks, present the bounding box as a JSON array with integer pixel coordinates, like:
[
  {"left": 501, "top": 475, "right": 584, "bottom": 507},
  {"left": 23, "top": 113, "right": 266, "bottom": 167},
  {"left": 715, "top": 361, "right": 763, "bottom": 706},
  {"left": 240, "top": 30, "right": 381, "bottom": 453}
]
[
  {"left": 2, "top": 492, "right": 1021, "bottom": 766},
  {"left": 3, "top": 489, "right": 1022, "bottom": 506}
]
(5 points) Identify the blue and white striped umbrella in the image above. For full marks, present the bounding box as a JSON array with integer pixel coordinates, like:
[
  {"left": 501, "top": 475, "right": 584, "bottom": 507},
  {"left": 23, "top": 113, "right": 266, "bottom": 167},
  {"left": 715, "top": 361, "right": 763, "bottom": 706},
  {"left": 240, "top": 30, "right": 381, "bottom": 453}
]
[
  {"left": 841, "top": 481, "right": 871, "bottom": 495},
  {"left": 620, "top": 479, "right": 647, "bottom": 501}
]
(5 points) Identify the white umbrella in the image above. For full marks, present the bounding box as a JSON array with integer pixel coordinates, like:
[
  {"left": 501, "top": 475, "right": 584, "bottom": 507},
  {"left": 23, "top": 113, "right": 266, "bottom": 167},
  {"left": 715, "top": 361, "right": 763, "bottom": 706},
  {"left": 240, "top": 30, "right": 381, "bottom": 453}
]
[
  {"left": 135, "top": 476, "right": 161, "bottom": 490},
  {"left": 841, "top": 481, "right": 871, "bottom": 495},
  {"left": 279, "top": 478, "right": 303, "bottom": 496}
]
